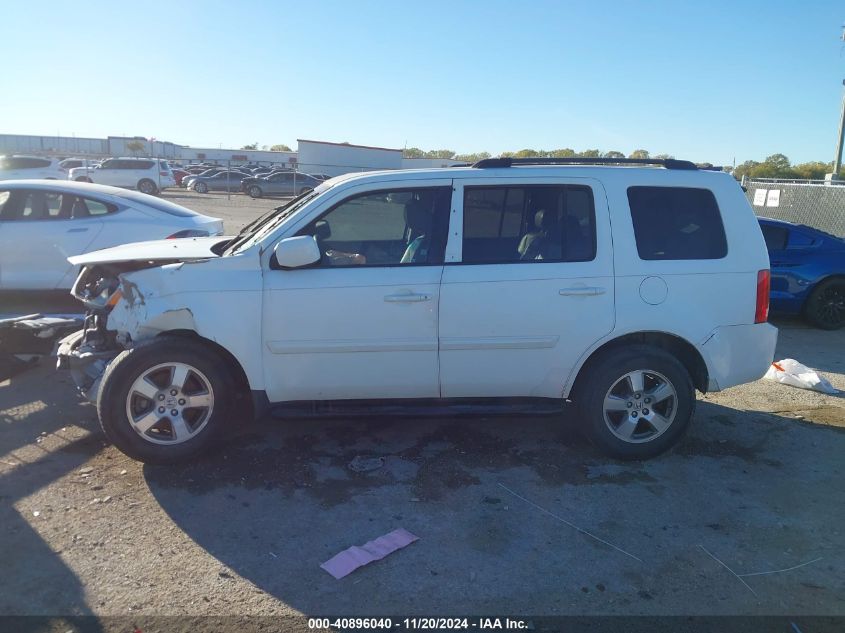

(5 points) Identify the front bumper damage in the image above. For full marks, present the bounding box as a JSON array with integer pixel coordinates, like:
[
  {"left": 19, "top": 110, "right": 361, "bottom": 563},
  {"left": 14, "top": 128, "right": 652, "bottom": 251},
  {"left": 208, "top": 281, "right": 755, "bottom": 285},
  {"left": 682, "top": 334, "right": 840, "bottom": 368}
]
[
  {"left": 56, "top": 264, "right": 139, "bottom": 402},
  {"left": 56, "top": 312, "right": 121, "bottom": 402}
]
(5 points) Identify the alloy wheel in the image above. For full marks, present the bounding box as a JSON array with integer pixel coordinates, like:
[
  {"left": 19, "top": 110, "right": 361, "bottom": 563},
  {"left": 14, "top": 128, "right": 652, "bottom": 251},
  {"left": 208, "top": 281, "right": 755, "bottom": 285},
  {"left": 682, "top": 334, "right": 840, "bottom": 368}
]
[
  {"left": 603, "top": 369, "right": 677, "bottom": 443},
  {"left": 124, "top": 362, "right": 214, "bottom": 445}
]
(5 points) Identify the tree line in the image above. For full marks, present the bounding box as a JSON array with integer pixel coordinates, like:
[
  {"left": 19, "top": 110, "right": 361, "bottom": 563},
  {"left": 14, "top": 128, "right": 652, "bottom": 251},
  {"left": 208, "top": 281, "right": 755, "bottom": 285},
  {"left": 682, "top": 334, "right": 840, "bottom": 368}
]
[
  {"left": 403, "top": 147, "right": 672, "bottom": 163},
  {"left": 240, "top": 143, "right": 292, "bottom": 152},
  {"left": 403, "top": 147, "right": 844, "bottom": 180}
]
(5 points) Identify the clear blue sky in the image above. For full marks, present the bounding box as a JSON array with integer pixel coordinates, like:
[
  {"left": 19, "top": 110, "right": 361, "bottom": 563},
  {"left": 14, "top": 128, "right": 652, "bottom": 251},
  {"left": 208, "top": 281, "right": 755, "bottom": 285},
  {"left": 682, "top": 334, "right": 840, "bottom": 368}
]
[{"left": 2, "top": 0, "right": 843, "bottom": 165}]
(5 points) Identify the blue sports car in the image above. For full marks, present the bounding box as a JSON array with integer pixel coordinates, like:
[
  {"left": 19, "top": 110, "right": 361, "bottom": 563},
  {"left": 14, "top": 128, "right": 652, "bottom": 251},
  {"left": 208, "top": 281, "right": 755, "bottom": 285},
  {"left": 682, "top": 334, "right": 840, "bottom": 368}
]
[{"left": 758, "top": 217, "right": 845, "bottom": 329}]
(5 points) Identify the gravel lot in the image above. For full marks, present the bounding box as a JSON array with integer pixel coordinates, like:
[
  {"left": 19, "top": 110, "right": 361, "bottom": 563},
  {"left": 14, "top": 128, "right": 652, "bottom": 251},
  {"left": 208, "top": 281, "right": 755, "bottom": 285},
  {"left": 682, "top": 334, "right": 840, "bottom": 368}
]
[
  {"left": 163, "top": 188, "right": 291, "bottom": 234},
  {"left": 1, "top": 189, "right": 844, "bottom": 623}
]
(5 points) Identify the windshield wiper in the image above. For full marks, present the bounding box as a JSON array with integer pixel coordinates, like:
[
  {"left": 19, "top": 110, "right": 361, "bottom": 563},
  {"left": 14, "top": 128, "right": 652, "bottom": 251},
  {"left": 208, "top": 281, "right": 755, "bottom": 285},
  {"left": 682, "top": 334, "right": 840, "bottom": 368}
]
[{"left": 225, "top": 190, "right": 318, "bottom": 255}]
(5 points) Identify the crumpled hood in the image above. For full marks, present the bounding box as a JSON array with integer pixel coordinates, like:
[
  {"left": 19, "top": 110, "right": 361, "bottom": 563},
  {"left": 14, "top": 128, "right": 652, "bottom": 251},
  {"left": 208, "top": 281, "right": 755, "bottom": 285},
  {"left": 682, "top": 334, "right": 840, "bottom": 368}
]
[{"left": 68, "top": 236, "right": 232, "bottom": 266}]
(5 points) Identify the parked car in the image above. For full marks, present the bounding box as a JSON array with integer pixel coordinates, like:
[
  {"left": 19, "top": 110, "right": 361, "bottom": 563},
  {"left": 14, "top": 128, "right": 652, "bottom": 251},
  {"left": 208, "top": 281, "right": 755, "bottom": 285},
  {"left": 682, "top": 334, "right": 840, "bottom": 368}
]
[
  {"left": 69, "top": 158, "right": 176, "bottom": 195},
  {"left": 59, "top": 158, "right": 99, "bottom": 173},
  {"left": 171, "top": 169, "right": 190, "bottom": 187},
  {"left": 191, "top": 170, "right": 252, "bottom": 193},
  {"left": 758, "top": 217, "right": 845, "bottom": 329},
  {"left": 241, "top": 171, "right": 320, "bottom": 198},
  {"left": 0, "top": 155, "right": 64, "bottom": 180},
  {"left": 0, "top": 180, "right": 223, "bottom": 290},
  {"left": 184, "top": 165, "right": 211, "bottom": 174},
  {"left": 183, "top": 168, "right": 249, "bottom": 190},
  {"left": 58, "top": 157, "right": 776, "bottom": 464},
  {"left": 309, "top": 173, "right": 333, "bottom": 181}
]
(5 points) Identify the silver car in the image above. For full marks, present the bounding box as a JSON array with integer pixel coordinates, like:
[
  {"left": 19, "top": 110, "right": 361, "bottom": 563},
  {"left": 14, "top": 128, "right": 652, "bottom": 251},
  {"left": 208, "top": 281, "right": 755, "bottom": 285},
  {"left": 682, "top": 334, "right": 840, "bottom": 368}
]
[{"left": 242, "top": 171, "right": 320, "bottom": 198}]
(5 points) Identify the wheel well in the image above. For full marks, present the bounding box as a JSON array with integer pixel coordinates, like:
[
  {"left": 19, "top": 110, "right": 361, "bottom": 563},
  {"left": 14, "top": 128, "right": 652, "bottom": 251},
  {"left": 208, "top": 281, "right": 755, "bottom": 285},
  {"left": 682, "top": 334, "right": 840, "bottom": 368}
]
[
  {"left": 156, "top": 329, "right": 253, "bottom": 415},
  {"left": 570, "top": 332, "right": 709, "bottom": 397},
  {"left": 808, "top": 274, "right": 845, "bottom": 294}
]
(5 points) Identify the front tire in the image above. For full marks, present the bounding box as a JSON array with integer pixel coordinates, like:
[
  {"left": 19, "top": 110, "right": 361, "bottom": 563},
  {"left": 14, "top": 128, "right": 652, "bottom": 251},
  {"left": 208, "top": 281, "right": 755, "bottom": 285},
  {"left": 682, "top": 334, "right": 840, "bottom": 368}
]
[
  {"left": 97, "top": 337, "right": 237, "bottom": 464},
  {"left": 194, "top": 181, "right": 208, "bottom": 194},
  {"left": 137, "top": 179, "right": 158, "bottom": 195},
  {"left": 575, "top": 345, "right": 695, "bottom": 460},
  {"left": 804, "top": 278, "right": 845, "bottom": 330},
  {"left": 248, "top": 185, "right": 263, "bottom": 198}
]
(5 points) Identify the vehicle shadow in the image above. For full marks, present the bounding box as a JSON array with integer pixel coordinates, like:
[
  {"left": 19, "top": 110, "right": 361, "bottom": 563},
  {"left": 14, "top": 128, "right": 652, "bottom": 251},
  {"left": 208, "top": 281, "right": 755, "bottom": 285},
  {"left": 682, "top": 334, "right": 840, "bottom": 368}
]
[
  {"left": 143, "top": 400, "right": 845, "bottom": 615},
  {"left": 0, "top": 362, "right": 104, "bottom": 625}
]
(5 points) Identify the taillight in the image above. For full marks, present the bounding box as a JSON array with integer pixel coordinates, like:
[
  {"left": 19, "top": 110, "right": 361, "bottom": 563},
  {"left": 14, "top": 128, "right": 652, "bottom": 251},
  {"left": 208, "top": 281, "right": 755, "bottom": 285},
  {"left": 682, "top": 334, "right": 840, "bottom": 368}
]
[{"left": 755, "top": 269, "right": 770, "bottom": 323}]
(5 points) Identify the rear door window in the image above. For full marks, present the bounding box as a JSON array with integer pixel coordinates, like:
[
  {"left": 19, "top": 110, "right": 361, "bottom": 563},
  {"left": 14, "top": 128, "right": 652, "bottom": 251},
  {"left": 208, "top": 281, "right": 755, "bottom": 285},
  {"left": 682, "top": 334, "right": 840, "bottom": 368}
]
[
  {"left": 627, "top": 186, "right": 727, "bottom": 260},
  {"left": 462, "top": 184, "right": 596, "bottom": 264}
]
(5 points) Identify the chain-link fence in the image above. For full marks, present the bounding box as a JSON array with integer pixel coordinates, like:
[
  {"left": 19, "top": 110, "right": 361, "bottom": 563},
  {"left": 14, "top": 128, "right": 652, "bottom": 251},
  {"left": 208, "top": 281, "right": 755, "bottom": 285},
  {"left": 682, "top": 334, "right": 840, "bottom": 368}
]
[
  {"left": 171, "top": 159, "right": 398, "bottom": 200},
  {"left": 744, "top": 179, "right": 845, "bottom": 237}
]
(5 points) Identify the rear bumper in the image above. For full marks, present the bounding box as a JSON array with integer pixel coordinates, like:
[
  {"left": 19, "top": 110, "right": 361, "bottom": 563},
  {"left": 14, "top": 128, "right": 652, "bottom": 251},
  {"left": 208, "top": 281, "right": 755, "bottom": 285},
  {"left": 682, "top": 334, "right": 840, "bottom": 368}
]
[{"left": 701, "top": 323, "right": 778, "bottom": 391}]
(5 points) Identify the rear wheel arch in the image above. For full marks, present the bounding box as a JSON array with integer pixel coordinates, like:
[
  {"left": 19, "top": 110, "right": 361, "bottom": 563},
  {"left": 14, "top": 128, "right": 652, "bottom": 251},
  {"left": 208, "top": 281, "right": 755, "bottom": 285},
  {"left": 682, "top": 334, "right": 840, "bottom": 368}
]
[
  {"left": 568, "top": 331, "right": 709, "bottom": 400},
  {"left": 803, "top": 275, "right": 845, "bottom": 329}
]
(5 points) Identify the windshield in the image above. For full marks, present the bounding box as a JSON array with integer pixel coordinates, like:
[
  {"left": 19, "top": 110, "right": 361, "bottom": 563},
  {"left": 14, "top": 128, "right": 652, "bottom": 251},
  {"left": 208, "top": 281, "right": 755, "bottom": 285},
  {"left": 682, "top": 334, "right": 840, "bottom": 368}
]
[{"left": 224, "top": 186, "right": 326, "bottom": 255}]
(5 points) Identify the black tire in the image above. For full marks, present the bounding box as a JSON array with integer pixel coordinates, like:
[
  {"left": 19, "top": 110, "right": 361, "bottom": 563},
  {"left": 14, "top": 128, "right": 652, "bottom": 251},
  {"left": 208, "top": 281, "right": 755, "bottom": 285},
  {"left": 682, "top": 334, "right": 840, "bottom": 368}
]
[
  {"left": 137, "top": 179, "right": 158, "bottom": 195},
  {"left": 248, "top": 185, "right": 263, "bottom": 198},
  {"left": 194, "top": 181, "right": 208, "bottom": 194},
  {"left": 575, "top": 345, "right": 695, "bottom": 460},
  {"left": 97, "top": 336, "right": 240, "bottom": 464},
  {"left": 804, "top": 278, "right": 845, "bottom": 330}
]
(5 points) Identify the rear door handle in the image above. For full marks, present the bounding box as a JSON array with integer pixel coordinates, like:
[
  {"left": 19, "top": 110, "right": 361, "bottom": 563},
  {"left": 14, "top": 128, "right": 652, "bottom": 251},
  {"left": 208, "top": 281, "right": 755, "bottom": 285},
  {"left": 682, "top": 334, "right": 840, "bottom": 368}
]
[
  {"left": 384, "top": 293, "right": 431, "bottom": 303},
  {"left": 559, "top": 286, "right": 606, "bottom": 296}
]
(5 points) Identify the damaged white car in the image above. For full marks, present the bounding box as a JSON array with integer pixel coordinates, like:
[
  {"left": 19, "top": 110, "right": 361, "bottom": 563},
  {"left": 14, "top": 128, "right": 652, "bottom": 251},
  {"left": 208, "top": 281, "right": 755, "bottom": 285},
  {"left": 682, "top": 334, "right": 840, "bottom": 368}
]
[{"left": 58, "top": 158, "right": 777, "bottom": 464}]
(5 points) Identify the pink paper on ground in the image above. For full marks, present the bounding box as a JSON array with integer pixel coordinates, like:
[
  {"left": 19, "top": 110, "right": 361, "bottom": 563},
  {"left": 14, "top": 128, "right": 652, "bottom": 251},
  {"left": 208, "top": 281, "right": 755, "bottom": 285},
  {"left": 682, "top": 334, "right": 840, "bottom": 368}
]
[{"left": 321, "top": 528, "right": 419, "bottom": 579}]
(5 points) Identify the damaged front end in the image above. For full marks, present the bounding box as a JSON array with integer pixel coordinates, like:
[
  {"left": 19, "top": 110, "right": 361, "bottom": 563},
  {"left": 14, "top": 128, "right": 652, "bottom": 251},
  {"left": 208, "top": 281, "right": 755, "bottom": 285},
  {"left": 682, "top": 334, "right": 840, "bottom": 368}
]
[{"left": 57, "top": 261, "right": 173, "bottom": 401}]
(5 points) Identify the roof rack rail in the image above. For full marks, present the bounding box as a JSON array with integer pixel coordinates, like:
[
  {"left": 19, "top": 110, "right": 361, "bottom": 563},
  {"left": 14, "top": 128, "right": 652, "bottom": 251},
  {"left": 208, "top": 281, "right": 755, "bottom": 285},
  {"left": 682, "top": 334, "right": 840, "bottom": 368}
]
[{"left": 472, "top": 157, "right": 699, "bottom": 170}]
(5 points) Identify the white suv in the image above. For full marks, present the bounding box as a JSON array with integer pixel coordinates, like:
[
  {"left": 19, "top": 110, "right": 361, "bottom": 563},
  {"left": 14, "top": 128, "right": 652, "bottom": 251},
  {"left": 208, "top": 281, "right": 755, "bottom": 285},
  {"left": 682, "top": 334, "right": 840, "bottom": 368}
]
[
  {"left": 69, "top": 157, "right": 176, "bottom": 195},
  {"left": 0, "top": 155, "right": 64, "bottom": 180},
  {"left": 58, "top": 158, "right": 777, "bottom": 464}
]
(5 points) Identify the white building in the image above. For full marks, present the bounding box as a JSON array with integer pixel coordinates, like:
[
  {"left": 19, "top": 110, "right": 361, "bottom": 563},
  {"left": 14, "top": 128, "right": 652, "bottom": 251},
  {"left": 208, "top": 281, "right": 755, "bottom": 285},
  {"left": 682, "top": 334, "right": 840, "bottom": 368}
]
[
  {"left": 0, "top": 134, "right": 458, "bottom": 175},
  {"left": 297, "top": 139, "right": 404, "bottom": 176}
]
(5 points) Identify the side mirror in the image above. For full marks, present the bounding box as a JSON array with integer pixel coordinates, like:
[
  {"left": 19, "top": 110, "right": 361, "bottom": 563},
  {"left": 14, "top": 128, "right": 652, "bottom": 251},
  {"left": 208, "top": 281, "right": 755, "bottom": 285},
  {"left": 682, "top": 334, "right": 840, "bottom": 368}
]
[{"left": 272, "top": 235, "right": 321, "bottom": 269}]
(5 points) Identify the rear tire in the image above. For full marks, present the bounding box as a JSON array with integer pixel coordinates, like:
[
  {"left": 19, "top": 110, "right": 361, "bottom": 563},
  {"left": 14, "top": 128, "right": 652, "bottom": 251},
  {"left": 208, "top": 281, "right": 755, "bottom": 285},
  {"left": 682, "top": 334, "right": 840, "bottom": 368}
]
[
  {"left": 804, "top": 278, "right": 845, "bottom": 330},
  {"left": 574, "top": 345, "right": 695, "bottom": 460},
  {"left": 248, "top": 185, "right": 263, "bottom": 198},
  {"left": 97, "top": 336, "right": 238, "bottom": 464},
  {"left": 137, "top": 179, "right": 158, "bottom": 195}
]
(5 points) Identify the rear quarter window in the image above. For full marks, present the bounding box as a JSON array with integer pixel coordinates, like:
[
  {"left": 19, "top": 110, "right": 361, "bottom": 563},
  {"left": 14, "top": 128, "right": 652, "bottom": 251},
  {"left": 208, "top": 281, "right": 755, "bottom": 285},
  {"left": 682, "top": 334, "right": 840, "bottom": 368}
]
[{"left": 627, "top": 186, "right": 727, "bottom": 260}]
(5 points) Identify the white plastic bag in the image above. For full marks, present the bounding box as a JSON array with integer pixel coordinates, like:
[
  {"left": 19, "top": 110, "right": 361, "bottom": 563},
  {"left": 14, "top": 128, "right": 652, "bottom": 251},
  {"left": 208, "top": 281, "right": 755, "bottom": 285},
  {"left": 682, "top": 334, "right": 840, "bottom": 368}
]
[{"left": 764, "top": 358, "right": 839, "bottom": 395}]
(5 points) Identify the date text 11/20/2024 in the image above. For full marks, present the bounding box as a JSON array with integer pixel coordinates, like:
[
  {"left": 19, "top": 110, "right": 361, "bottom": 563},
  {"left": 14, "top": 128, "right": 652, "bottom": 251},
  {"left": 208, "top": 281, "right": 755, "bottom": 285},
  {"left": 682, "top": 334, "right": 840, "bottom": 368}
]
[{"left": 307, "top": 618, "right": 531, "bottom": 630}]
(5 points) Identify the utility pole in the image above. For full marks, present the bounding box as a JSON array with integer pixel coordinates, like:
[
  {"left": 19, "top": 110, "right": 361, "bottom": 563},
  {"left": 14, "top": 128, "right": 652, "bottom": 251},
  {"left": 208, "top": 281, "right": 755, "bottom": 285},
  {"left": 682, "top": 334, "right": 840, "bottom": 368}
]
[
  {"left": 833, "top": 79, "right": 845, "bottom": 177},
  {"left": 828, "top": 25, "right": 845, "bottom": 182}
]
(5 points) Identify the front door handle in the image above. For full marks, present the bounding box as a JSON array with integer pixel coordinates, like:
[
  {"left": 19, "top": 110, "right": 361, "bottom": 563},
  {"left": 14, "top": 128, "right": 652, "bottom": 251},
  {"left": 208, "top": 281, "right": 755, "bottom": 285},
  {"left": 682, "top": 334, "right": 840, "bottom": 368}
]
[
  {"left": 559, "top": 286, "right": 606, "bottom": 296},
  {"left": 384, "top": 293, "right": 431, "bottom": 303}
]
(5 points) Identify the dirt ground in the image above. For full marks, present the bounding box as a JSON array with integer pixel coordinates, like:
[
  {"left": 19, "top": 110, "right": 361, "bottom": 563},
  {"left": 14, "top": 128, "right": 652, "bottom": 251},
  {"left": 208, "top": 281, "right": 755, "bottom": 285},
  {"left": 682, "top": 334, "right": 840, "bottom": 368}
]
[{"left": 1, "top": 190, "right": 844, "bottom": 622}]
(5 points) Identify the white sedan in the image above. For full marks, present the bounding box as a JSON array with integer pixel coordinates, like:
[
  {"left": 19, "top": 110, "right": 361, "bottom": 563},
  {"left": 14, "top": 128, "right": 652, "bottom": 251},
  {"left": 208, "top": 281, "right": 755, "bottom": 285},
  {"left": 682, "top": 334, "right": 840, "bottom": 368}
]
[{"left": 0, "top": 180, "right": 224, "bottom": 290}]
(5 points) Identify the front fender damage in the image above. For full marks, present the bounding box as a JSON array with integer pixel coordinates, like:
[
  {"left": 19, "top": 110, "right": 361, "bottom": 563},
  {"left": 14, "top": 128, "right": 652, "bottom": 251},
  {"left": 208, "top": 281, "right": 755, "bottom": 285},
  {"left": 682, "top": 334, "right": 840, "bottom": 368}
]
[{"left": 58, "top": 263, "right": 201, "bottom": 402}]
